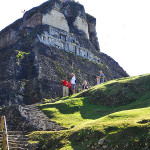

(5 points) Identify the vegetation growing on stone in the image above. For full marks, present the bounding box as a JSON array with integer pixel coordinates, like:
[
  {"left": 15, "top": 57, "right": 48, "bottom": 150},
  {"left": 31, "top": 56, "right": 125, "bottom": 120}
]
[{"left": 15, "top": 50, "right": 30, "bottom": 64}]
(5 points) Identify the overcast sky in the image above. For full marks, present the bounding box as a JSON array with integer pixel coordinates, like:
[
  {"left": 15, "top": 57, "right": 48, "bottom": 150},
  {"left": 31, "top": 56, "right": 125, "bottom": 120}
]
[{"left": 0, "top": 0, "right": 150, "bottom": 76}]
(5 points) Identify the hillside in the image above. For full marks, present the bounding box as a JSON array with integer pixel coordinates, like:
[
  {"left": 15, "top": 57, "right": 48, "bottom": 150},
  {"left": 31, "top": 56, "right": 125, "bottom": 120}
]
[{"left": 27, "top": 74, "right": 150, "bottom": 150}]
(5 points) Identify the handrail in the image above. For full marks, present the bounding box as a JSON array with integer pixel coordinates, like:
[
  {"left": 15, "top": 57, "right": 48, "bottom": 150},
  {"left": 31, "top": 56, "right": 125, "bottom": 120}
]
[
  {"left": 1, "top": 116, "right": 9, "bottom": 150},
  {"left": 4, "top": 116, "right": 9, "bottom": 150}
]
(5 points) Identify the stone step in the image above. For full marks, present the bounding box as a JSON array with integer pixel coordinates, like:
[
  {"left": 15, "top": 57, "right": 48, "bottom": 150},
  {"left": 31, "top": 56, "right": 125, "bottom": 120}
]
[
  {"left": 8, "top": 137, "right": 28, "bottom": 141},
  {"left": 18, "top": 104, "right": 68, "bottom": 131},
  {"left": 9, "top": 140, "right": 28, "bottom": 143},
  {"left": 8, "top": 135, "right": 28, "bottom": 138},
  {"left": 8, "top": 131, "right": 30, "bottom": 135},
  {"left": 9, "top": 142, "right": 28, "bottom": 148},
  {"left": 8, "top": 138, "right": 28, "bottom": 142},
  {"left": 8, "top": 133, "right": 28, "bottom": 136},
  {"left": 9, "top": 147, "right": 28, "bottom": 150},
  {"left": 9, "top": 143, "right": 28, "bottom": 147},
  {"left": 9, "top": 137, "right": 28, "bottom": 141},
  {"left": 7, "top": 130, "right": 30, "bottom": 150}
]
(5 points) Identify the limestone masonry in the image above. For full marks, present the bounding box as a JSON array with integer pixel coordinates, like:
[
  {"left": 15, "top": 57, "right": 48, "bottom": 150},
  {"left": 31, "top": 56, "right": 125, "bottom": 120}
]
[
  {"left": 38, "top": 25, "right": 100, "bottom": 63},
  {"left": 0, "top": 0, "right": 129, "bottom": 106}
]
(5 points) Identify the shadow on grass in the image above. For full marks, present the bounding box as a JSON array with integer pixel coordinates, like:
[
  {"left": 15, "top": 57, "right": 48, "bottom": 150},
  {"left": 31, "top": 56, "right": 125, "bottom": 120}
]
[{"left": 39, "top": 93, "right": 150, "bottom": 120}]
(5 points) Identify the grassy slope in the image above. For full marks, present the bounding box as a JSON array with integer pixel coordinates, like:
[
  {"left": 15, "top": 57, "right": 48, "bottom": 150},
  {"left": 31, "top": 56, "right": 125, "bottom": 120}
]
[{"left": 29, "top": 74, "right": 150, "bottom": 150}]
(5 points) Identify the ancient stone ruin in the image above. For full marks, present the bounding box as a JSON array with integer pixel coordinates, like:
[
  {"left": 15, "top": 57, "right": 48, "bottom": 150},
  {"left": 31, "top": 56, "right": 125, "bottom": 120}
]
[
  {"left": 38, "top": 25, "right": 101, "bottom": 63},
  {"left": 0, "top": 0, "right": 129, "bottom": 106}
]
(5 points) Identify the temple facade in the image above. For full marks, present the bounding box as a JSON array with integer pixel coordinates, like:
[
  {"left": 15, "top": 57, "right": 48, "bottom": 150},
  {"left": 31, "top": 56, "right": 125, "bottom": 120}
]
[{"left": 38, "top": 25, "right": 101, "bottom": 63}]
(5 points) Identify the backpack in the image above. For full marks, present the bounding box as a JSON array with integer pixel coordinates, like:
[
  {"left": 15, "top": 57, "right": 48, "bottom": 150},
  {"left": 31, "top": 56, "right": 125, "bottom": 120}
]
[{"left": 75, "top": 79, "right": 77, "bottom": 84}]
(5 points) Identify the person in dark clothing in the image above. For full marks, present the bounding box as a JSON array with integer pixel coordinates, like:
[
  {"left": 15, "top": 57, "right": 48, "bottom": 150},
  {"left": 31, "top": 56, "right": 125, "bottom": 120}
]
[
  {"left": 100, "top": 70, "right": 105, "bottom": 83},
  {"left": 68, "top": 80, "right": 73, "bottom": 96},
  {"left": 82, "top": 80, "right": 88, "bottom": 91}
]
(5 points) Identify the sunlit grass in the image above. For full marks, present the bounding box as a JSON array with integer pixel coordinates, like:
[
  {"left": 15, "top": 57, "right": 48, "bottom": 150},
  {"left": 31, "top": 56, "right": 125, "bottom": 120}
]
[{"left": 33, "top": 74, "right": 150, "bottom": 150}]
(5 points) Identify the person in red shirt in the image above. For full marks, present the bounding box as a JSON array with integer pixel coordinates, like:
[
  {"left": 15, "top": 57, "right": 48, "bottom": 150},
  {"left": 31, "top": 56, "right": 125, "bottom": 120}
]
[{"left": 61, "top": 78, "right": 69, "bottom": 97}]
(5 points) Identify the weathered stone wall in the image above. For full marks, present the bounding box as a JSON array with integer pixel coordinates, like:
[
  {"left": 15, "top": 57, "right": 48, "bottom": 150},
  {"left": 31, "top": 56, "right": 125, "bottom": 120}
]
[
  {"left": 23, "top": 13, "right": 43, "bottom": 28},
  {"left": 62, "top": 1, "right": 90, "bottom": 40},
  {"left": 18, "top": 105, "right": 66, "bottom": 131},
  {"left": 38, "top": 25, "right": 100, "bottom": 63},
  {"left": 28, "top": 42, "right": 128, "bottom": 101},
  {"left": 0, "top": 36, "right": 128, "bottom": 106},
  {"left": 86, "top": 14, "right": 100, "bottom": 51},
  {"left": 0, "top": 1, "right": 99, "bottom": 51},
  {"left": 73, "top": 16, "right": 89, "bottom": 39},
  {"left": 0, "top": 29, "right": 18, "bottom": 48},
  {"left": 0, "top": 106, "right": 36, "bottom": 131},
  {"left": 42, "top": 9, "right": 70, "bottom": 32},
  {"left": 0, "top": 50, "right": 28, "bottom": 106}
]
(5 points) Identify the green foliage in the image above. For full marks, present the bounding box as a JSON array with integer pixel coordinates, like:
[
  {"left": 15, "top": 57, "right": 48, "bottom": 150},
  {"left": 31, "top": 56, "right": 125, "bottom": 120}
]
[{"left": 15, "top": 50, "right": 30, "bottom": 64}]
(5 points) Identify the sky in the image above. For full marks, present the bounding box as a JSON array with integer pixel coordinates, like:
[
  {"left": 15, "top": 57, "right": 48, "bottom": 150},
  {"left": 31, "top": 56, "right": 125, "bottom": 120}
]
[{"left": 0, "top": 0, "right": 150, "bottom": 76}]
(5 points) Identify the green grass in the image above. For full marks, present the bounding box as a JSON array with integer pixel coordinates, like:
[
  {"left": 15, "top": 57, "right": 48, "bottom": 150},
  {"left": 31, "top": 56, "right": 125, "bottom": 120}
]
[
  {"left": 78, "top": 73, "right": 150, "bottom": 106},
  {"left": 29, "top": 74, "right": 150, "bottom": 150}
]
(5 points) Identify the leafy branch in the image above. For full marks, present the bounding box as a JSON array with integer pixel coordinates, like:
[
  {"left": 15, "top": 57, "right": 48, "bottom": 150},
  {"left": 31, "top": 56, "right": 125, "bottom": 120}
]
[{"left": 15, "top": 50, "right": 30, "bottom": 64}]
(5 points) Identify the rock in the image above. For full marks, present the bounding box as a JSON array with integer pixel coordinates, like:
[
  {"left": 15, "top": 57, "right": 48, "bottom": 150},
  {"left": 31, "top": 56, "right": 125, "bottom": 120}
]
[
  {"left": 102, "top": 145, "right": 108, "bottom": 149},
  {"left": 98, "top": 138, "right": 105, "bottom": 145},
  {"left": 42, "top": 145, "right": 47, "bottom": 150},
  {"left": 106, "top": 139, "right": 111, "bottom": 143},
  {"left": 87, "top": 145, "right": 91, "bottom": 148},
  {"left": 28, "top": 143, "right": 38, "bottom": 150},
  {"left": 125, "top": 143, "right": 129, "bottom": 147}
]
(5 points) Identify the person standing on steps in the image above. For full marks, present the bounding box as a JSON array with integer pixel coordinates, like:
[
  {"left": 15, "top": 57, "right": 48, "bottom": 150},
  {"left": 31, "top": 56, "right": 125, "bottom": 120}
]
[
  {"left": 61, "top": 78, "right": 69, "bottom": 97},
  {"left": 70, "top": 73, "right": 76, "bottom": 94},
  {"left": 100, "top": 70, "right": 105, "bottom": 83}
]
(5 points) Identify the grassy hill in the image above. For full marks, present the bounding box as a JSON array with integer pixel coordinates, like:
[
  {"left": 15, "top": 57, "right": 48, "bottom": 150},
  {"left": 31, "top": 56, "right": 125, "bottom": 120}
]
[{"left": 28, "top": 74, "right": 150, "bottom": 150}]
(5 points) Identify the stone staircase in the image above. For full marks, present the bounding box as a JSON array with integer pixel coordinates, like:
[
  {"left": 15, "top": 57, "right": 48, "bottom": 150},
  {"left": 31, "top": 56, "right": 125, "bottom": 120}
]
[
  {"left": 18, "top": 104, "right": 67, "bottom": 131},
  {"left": 0, "top": 103, "right": 68, "bottom": 149},
  {"left": 7, "top": 131, "right": 30, "bottom": 150}
]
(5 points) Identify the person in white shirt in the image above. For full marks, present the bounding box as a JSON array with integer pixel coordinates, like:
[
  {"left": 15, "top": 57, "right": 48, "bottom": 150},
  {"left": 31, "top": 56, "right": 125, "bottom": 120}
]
[{"left": 71, "top": 73, "right": 76, "bottom": 94}]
